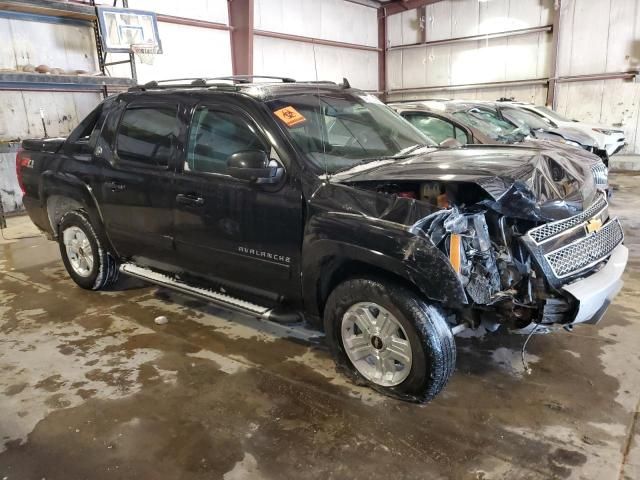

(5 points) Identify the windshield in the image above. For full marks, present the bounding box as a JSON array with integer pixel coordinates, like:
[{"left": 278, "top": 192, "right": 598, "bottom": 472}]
[
  {"left": 266, "top": 92, "right": 432, "bottom": 174},
  {"left": 452, "top": 108, "right": 525, "bottom": 143},
  {"left": 535, "top": 106, "right": 571, "bottom": 122}
]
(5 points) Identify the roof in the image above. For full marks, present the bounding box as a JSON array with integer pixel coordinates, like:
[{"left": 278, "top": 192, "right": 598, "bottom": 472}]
[{"left": 389, "top": 99, "right": 502, "bottom": 114}]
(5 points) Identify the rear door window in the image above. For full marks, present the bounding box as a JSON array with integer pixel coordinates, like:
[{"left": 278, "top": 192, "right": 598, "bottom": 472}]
[
  {"left": 115, "top": 104, "right": 179, "bottom": 168},
  {"left": 185, "top": 106, "right": 268, "bottom": 175},
  {"left": 403, "top": 113, "right": 456, "bottom": 144}
]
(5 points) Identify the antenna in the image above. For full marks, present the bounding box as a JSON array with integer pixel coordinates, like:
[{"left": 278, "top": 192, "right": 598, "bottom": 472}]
[{"left": 312, "top": 43, "right": 330, "bottom": 182}]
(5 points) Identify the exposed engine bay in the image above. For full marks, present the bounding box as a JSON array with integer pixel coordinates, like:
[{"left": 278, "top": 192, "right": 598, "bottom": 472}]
[{"left": 353, "top": 180, "right": 541, "bottom": 330}]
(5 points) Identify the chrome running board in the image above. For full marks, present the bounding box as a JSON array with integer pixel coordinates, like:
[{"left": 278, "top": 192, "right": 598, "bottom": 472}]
[{"left": 120, "top": 263, "right": 273, "bottom": 318}]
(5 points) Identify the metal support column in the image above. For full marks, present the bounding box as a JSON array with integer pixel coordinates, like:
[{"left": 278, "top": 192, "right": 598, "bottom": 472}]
[
  {"left": 378, "top": 9, "right": 387, "bottom": 101},
  {"left": 90, "top": 0, "right": 108, "bottom": 97},
  {"left": 228, "top": 0, "right": 254, "bottom": 76},
  {"left": 546, "top": 0, "right": 561, "bottom": 107}
]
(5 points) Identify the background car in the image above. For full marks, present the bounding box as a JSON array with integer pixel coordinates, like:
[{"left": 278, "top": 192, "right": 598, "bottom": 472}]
[
  {"left": 389, "top": 100, "right": 609, "bottom": 191},
  {"left": 499, "top": 100, "right": 626, "bottom": 162},
  {"left": 390, "top": 100, "right": 598, "bottom": 153}
]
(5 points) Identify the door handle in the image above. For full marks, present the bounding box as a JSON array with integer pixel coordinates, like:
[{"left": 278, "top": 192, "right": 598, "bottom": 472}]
[
  {"left": 105, "top": 181, "right": 126, "bottom": 192},
  {"left": 176, "top": 193, "right": 205, "bottom": 206}
]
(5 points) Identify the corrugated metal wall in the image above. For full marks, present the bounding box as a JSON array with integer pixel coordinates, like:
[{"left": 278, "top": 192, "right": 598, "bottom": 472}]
[
  {"left": 253, "top": 0, "right": 379, "bottom": 90},
  {"left": 387, "top": 0, "right": 553, "bottom": 98},
  {"left": 555, "top": 0, "right": 640, "bottom": 154},
  {"left": 385, "top": 0, "right": 640, "bottom": 154}
]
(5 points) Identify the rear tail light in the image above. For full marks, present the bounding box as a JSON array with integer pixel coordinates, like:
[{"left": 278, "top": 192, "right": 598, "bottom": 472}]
[{"left": 15, "top": 148, "right": 31, "bottom": 194}]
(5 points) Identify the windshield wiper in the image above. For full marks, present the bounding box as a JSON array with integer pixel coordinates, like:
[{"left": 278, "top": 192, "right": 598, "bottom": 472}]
[
  {"left": 330, "top": 143, "right": 434, "bottom": 176},
  {"left": 331, "top": 157, "right": 393, "bottom": 175},
  {"left": 392, "top": 143, "right": 433, "bottom": 158}
]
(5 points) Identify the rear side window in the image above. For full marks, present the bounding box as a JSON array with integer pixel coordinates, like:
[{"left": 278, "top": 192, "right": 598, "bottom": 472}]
[
  {"left": 404, "top": 113, "right": 456, "bottom": 144},
  {"left": 71, "top": 105, "right": 101, "bottom": 143},
  {"left": 115, "top": 105, "right": 179, "bottom": 168},
  {"left": 455, "top": 126, "right": 469, "bottom": 144},
  {"left": 186, "top": 106, "right": 267, "bottom": 175}
]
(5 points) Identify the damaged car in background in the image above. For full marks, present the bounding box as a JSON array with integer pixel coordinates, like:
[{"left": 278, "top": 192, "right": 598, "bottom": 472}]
[
  {"left": 497, "top": 99, "right": 626, "bottom": 165},
  {"left": 389, "top": 99, "right": 610, "bottom": 191},
  {"left": 18, "top": 78, "right": 628, "bottom": 403}
]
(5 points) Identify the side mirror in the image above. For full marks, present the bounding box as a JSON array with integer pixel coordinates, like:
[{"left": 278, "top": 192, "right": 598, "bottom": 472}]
[
  {"left": 439, "top": 138, "right": 463, "bottom": 148},
  {"left": 226, "top": 150, "right": 283, "bottom": 184}
]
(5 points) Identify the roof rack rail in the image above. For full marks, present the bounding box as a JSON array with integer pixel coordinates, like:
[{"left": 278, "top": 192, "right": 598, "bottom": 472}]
[
  {"left": 128, "top": 75, "right": 299, "bottom": 92},
  {"left": 296, "top": 80, "right": 337, "bottom": 85},
  {"left": 211, "top": 75, "right": 296, "bottom": 83}
]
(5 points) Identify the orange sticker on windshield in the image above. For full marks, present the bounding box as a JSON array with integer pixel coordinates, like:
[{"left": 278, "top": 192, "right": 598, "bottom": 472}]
[{"left": 274, "top": 106, "right": 306, "bottom": 127}]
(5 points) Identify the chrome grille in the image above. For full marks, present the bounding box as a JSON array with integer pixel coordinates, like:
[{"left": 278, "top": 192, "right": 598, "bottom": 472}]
[
  {"left": 528, "top": 195, "right": 608, "bottom": 244},
  {"left": 591, "top": 163, "right": 608, "bottom": 188},
  {"left": 544, "top": 218, "right": 623, "bottom": 278}
]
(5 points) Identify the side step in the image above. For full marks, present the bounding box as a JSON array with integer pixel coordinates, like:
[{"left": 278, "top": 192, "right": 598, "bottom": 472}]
[{"left": 120, "top": 263, "right": 273, "bottom": 319}]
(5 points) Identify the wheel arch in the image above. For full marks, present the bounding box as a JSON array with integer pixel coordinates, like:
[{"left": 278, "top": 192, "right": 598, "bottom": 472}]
[
  {"left": 40, "top": 171, "right": 105, "bottom": 239},
  {"left": 303, "top": 240, "right": 467, "bottom": 326},
  {"left": 40, "top": 172, "right": 117, "bottom": 256}
]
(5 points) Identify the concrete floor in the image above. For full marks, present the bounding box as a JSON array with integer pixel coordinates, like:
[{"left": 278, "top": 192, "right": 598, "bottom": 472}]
[{"left": 1, "top": 174, "right": 639, "bottom": 480}]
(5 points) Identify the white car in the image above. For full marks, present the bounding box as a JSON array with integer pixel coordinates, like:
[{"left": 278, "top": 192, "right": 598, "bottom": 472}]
[{"left": 502, "top": 102, "right": 626, "bottom": 163}]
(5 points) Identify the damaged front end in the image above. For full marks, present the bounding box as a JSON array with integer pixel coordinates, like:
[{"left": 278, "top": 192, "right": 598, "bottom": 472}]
[
  {"left": 417, "top": 192, "right": 625, "bottom": 331},
  {"left": 413, "top": 193, "right": 625, "bottom": 331},
  {"left": 415, "top": 206, "right": 543, "bottom": 330},
  {"left": 337, "top": 147, "right": 626, "bottom": 331}
]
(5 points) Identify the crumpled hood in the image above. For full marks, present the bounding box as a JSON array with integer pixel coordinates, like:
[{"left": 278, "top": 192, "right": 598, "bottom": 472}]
[
  {"left": 334, "top": 145, "right": 599, "bottom": 221},
  {"left": 538, "top": 126, "right": 597, "bottom": 147}
]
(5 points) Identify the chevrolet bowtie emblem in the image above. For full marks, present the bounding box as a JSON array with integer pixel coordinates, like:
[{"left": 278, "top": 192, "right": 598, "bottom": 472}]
[{"left": 586, "top": 217, "right": 603, "bottom": 234}]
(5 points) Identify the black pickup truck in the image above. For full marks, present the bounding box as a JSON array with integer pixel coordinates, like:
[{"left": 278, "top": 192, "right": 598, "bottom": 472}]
[{"left": 17, "top": 77, "right": 628, "bottom": 402}]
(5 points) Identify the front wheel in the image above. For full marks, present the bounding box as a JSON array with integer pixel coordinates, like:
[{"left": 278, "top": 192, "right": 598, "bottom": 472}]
[
  {"left": 324, "top": 277, "right": 456, "bottom": 403},
  {"left": 58, "top": 210, "right": 119, "bottom": 290}
]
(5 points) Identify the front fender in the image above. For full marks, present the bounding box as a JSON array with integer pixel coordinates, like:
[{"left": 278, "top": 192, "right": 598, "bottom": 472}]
[{"left": 302, "top": 211, "right": 467, "bottom": 318}]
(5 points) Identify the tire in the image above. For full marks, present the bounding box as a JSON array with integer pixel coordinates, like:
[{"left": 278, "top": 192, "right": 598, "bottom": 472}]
[
  {"left": 58, "top": 210, "right": 119, "bottom": 290},
  {"left": 324, "top": 277, "right": 456, "bottom": 403}
]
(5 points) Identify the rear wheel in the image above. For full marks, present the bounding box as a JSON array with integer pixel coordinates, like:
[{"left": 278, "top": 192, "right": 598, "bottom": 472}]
[
  {"left": 324, "top": 277, "right": 456, "bottom": 403},
  {"left": 58, "top": 210, "right": 119, "bottom": 290}
]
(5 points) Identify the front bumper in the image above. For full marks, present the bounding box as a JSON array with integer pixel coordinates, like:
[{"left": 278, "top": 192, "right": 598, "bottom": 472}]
[
  {"left": 562, "top": 244, "right": 628, "bottom": 324},
  {"left": 605, "top": 135, "right": 626, "bottom": 156}
]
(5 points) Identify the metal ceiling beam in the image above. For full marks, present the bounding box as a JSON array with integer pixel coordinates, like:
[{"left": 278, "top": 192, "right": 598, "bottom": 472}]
[
  {"left": 254, "top": 30, "right": 380, "bottom": 52},
  {"left": 388, "top": 78, "right": 549, "bottom": 95},
  {"left": 387, "top": 24, "right": 552, "bottom": 51},
  {"left": 343, "top": 0, "right": 382, "bottom": 8},
  {"left": 156, "top": 14, "right": 230, "bottom": 31},
  {"left": 556, "top": 71, "right": 639, "bottom": 83},
  {"left": 379, "top": 0, "right": 444, "bottom": 17},
  {"left": 228, "top": 0, "right": 253, "bottom": 76}
]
